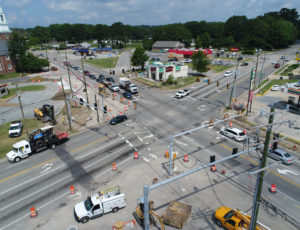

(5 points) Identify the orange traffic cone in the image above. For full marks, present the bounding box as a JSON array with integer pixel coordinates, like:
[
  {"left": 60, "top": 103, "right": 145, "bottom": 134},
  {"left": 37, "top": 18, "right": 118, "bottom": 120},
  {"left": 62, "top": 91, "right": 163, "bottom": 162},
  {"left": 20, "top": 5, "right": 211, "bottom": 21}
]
[
  {"left": 124, "top": 106, "right": 127, "bottom": 111},
  {"left": 134, "top": 152, "right": 138, "bottom": 159},
  {"left": 119, "top": 112, "right": 122, "bottom": 115},
  {"left": 70, "top": 185, "right": 75, "bottom": 194},
  {"left": 270, "top": 184, "right": 277, "bottom": 193},
  {"left": 211, "top": 165, "right": 216, "bottom": 172},
  {"left": 112, "top": 163, "right": 117, "bottom": 171},
  {"left": 30, "top": 206, "right": 37, "bottom": 217},
  {"left": 183, "top": 154, "right": 189, "bottom": 162}
]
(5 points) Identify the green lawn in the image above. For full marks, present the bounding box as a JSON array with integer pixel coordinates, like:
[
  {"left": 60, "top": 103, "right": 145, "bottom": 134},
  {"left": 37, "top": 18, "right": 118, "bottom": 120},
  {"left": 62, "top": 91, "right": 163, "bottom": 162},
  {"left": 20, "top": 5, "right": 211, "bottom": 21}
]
[
  {"left": 209, "top": 65, "right": 233, "bottom": 72},
  {"left": 86, "top": 57, "right": 119, "bottom": 69},
  {"left": 281, "top": 64, "right": 299, "bottom": 76},
  {"left": 162, "top": 76, "right": 198, "bottom": 89},
  {"left": 0, "top": 119, "right": 41, "bottom": 159},
  {"left": 274, "top": 65, "right": 287, "bottom": 75},
  {"left": 0, "top": 72, "right": 22, "bottom": 80},
  {"left": 1, "top": 85, "right": 45, "bottom": 99},
  {"left": 258, "top": 79, "right": 298, "bottom": 94}
]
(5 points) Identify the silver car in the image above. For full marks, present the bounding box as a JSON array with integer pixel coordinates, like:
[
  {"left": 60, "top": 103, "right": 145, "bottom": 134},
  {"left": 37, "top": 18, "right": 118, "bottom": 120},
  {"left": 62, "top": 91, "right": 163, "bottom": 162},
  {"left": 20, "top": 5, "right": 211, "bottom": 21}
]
[
  {"left": 268, "top": 148, "right": 295, "bottom": 165},
  {"left": 219, "top": 127, "right": 247, "bottom": 142}
]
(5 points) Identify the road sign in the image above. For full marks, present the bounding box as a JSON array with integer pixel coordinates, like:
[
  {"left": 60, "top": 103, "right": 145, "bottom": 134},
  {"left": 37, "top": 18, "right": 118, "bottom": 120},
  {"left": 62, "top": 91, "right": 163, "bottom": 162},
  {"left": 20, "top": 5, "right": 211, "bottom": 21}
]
[{"left": 296, "top": 51, "right": 300, "bottom": 61}]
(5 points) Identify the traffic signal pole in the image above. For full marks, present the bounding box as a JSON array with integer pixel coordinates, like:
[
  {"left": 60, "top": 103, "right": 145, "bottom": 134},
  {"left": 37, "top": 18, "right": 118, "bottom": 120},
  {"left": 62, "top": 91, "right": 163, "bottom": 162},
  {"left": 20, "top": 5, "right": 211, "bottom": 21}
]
[{"left": 249, "top": 105, "right": 274, "bottom": 230}]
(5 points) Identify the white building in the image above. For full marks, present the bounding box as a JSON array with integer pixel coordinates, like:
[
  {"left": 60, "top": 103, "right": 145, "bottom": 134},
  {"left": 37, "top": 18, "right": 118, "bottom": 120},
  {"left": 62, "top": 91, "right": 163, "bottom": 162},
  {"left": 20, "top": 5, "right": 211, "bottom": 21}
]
[
  {"left": 0, "top": 7, "right": 11, "bottom": 34},
  {"left": 146, "top": 62, "right": 188, "bottom": 81}
]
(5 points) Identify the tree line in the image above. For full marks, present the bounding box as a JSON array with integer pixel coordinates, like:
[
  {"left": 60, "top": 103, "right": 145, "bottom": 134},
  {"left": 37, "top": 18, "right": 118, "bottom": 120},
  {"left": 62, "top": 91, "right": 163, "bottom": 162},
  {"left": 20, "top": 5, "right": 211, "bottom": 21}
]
[{"left": 14, "top": 8, "right": 299, "bottom": 51}]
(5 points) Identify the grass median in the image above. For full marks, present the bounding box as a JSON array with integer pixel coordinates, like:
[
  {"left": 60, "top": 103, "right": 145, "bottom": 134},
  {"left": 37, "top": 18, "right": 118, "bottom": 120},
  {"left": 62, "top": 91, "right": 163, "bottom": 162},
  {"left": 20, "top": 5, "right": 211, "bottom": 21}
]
[
  {"left": 258, "top": 79, "right": 298, "bottom": 95},
  {"left": 1, "top": 85, "right": 46, "bottom": 99},
  {"left": 0, "top": 72, "right": 22, "bottom": 80},
  {"left": 209, "top": 65, "right": 233, "bottom": 72},
  {"left": 0, "top": 119, "right": 41, "bottom": 159},
  {"left": 86, "top": 57, "right": 119, "bottom": 69}
]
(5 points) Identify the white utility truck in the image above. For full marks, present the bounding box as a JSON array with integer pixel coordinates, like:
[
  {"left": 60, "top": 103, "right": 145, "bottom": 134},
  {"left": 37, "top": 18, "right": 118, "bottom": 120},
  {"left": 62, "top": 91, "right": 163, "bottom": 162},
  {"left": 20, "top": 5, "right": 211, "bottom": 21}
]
[
  {"left": 6, "top": 126, "right": 68, "bottom": 163},
  {"left": 74, "top": 185, "right": 126, "bottom": 223},
  {"left": 119, "top": 77, "right": 138, "bottom": 94}
]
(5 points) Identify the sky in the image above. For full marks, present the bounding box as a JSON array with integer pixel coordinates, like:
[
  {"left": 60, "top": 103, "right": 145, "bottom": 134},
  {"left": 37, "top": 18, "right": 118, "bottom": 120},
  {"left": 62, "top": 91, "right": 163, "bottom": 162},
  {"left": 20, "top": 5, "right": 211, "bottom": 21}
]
[{"left": 1, "top": 0, "right": 300, "bottom": 28}]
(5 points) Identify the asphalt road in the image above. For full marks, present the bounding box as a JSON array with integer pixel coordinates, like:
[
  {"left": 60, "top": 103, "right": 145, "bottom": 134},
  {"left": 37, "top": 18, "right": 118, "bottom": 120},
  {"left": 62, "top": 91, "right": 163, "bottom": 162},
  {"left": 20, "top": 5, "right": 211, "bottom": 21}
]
[{"left": 0, "top": 45, "right": 299, "bottom": 230}]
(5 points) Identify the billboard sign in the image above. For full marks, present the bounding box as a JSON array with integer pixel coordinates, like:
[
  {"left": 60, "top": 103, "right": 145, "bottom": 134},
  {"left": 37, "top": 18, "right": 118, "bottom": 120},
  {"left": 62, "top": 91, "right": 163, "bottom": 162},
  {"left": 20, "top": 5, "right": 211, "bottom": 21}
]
[{"left": 230, "top": 47, "right": 240, "bottom": 52}]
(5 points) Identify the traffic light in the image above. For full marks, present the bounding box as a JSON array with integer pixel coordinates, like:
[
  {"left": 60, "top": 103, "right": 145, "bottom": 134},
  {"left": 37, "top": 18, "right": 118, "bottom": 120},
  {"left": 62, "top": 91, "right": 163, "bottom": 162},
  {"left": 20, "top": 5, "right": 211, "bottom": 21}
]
[
  {"left": 273, "top": 142, "right": 278, "bottom": 150},
  {"left": 103, "top": 105, "right": 107, "bottom": 114},
  {"left": 232, "top": 147, "right": 238, "bottom": 156},
  {"left": 79, "top": 98, "right": 84, "bottom": 105},
  {"left": 210, "top": 155, "right": 216, "bottom": 163},
  {"left": 94, "top": 102, "right": 97, "bottom": 110},
  {"left": 112, "top": 70, "right": 115, "bottom": 75}
]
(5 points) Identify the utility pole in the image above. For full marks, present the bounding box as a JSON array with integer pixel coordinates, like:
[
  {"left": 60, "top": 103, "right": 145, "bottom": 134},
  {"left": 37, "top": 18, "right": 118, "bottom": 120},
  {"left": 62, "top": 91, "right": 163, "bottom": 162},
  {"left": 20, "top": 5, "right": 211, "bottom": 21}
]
[
  {"left": 258, "top": 53, "right": 266, "bottom": 85},
  {"left": 65, "top": 48, "right": 73, "bottom": 95},
  {"left": 60, "top": 76, "right": 72, "bottom": 131},
  {"left": 246, "top": 68, "right": 254, "bottom": 116},
  {"left": 249, "top": 105, "right": 275, "bottom": 230},
  {"left": 95, "top": 94, "right": 99, "bottom": 123},
  {"left": 228, "top": 57, "right": 242, "bottom": 108},
  {"left": 15, "top": 84, "right": 29, "bottom": 138},
  {"left": 81, "top": 58, "right": 89, "bottom": 108}
]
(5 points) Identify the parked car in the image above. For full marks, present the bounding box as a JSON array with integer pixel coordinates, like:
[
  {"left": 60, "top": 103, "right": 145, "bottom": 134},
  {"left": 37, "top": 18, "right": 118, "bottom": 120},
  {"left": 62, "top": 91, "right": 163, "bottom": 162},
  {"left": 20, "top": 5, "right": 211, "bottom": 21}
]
[
  {"left": 151, "top": 58, "right": 160, "bottom": 61},
  {"left": 109, "top": 115, "right": 128, "bottom": 125},
  {"left": 268, "top": 148, "right": 295, "bottom": 164},
  {"left": 89, "top": 74, "right": 96, "bottom": 80},
  {"left": 219, "top": 127, "right": 247, "bottom": 142},
  {"left": 168, "top": 58, "right": 178, "bottom": 62},
  {"left": 123, "top": 92, "right": 133, "bottom": 99},
  {"left": 53, "top": 58, "right": 57, "bottom": 61},
  {"left": 181, "top": 59, "right": 192, "bottom": 63},
  {"left": 285, "top": 57, "right": 290, "bottom": 61},
  {"left": 9, "top": 120, "right": 23, "bottom": 137},
  {"left": 271, "top": 85, "right": 279, "bottom": 91},
  {"left": 83, "top": 70, "right": 90, "bottom": 76},
  {"left": 274, "top": 63, "right": 281, "bottom": 68},
  {"left": 224, "top": 71, "right": 233, "bottom": 77},
  {"left": 241, "top": 62, "right": 248, "bottom": 66},
  {"left": 280, "top": 55, "right": 285, "bottom": 59}
]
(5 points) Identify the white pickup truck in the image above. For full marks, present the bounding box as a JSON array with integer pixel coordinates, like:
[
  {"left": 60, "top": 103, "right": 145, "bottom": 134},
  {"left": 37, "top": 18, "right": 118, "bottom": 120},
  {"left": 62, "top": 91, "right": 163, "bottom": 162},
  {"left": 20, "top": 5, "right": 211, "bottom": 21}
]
[
  {"left": 9, "top": 120, "right": 23, "bottom": 137},
  {"left": 175, "top": 89, "right": 190, "bottom": 98},
  {"left": 74, "top": 185, "right": 126, "bottom": 223}
]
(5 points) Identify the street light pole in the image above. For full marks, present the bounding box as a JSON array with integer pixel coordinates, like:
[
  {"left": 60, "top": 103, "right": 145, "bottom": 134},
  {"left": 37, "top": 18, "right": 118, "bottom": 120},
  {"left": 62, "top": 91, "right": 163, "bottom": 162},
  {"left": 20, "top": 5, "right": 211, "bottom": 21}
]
[
  {"left": 258, "top": 53, "right": 266, "bottom": 85},
  {"left": 249, "top": 105, "right": 275, "bottom": 230},
  {"left": 15, "top": 84, "right": 29, "bottom": 138}
]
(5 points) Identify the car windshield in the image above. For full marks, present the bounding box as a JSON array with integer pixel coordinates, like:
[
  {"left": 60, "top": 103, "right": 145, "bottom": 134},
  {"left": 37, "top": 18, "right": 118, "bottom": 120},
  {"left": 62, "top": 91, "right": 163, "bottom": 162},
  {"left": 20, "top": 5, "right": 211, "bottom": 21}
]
[
  {"left": 10, "top": 126, "right": 19, "bottom": 130},
  {"left": 284, "top": 153, "right": 291, "bottom": 158},
  {"left": 238, "top": 132, "right": 245, "bottom": 136},
  {"left": 12, "top": 147, "right": 18, "bottom": 153},
  {"left": 84, "top": 197, "right": 93, "bottom": 211},
  {"left": 224, "top": 210, "right": 234, "bottom": 219}
]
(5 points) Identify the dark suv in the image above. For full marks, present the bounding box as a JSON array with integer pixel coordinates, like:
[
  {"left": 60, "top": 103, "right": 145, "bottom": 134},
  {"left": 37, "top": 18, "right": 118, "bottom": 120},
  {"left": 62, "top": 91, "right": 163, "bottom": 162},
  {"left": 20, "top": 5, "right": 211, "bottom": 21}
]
[{"left": 109, "top": 115, "right": 127, "bottom": 125}]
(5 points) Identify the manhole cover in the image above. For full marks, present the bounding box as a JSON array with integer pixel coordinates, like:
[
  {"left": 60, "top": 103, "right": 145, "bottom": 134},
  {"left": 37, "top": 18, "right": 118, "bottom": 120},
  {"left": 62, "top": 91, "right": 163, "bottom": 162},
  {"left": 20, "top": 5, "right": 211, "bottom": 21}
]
[{"left": 67, "top": 226, "right": 78, "bottom": 230}]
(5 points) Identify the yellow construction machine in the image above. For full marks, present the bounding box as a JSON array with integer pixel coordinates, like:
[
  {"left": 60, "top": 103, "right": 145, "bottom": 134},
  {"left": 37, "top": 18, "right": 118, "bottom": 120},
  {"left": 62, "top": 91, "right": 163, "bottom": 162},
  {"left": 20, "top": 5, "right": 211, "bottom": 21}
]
[
  {"left": 34, "top": 104, "right": 56, "bottom": 125},
  {"left": 133, "top": 198, "right": 165, "bottom": 230}
]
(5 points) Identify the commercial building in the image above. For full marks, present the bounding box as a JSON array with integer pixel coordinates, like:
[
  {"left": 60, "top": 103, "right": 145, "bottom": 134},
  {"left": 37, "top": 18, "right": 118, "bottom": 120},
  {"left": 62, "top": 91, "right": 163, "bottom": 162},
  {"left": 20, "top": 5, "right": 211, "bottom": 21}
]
[
  {"left": 146, "top": 62, "right": 188, "bottom": 82},
  {"left": 0, "top": 6, "right": 15, "bottom": 75},
  {"left": 152, "top": 41, "right": 184, "bottom": 50}
]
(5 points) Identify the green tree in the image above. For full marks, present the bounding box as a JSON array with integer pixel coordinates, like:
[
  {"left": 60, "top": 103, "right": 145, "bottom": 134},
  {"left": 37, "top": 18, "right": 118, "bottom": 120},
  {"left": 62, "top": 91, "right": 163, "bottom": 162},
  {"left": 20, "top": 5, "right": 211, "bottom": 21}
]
[
  {"left": 131, "top": 46, "right": 149, "bottom": 70},
  {"left": 19, "top": 53, "right": 49, "bottom": 73},
  {"left": 195, "top": 35, "right": 202, "bottom": 48},
  {"left": 142, "top": 38, "right": 153, "bottom": 51},
  {"left": 201, "top": 32, "right": 211, "bottom": 48},
  {"left": 8, "top": 31, "right": 28, "bottom": 72},
  {"left": 59, "top": 42, "right": 67, "bottom": 50},
  {"left": 191, "top": 51, "right": 210, "bottom": 74}
]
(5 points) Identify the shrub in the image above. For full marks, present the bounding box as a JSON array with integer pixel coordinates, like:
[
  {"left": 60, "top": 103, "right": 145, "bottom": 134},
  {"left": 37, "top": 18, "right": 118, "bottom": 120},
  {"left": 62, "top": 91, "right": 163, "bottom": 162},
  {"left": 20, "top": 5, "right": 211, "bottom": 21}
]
[
  {"left": 241, "top": 50, "right": 254, "bottom": 55},
  {"left": 166, "top": 75, "right": 174, "bottom": 85}
]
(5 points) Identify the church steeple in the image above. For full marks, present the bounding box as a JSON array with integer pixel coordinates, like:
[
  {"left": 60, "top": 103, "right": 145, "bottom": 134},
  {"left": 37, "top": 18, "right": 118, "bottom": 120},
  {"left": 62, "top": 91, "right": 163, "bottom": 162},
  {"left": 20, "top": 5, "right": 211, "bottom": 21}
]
[{"left": 0, "top": 6, "right": 11, "bottom": 34}]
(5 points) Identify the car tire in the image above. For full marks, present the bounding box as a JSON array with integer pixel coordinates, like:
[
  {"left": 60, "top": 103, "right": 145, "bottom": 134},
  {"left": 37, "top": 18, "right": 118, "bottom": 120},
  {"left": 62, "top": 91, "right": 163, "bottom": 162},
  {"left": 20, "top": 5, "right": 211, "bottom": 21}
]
[
  {"left": 220, "top": 131, "right": 224, "bottom": 135},
  {"left": 216, "top": 220, "right": 222, "bottom": 227},
  {"left": 14, "top": 157, "right": 21, "bottom": 163},
  {"left": 112, "top": 207, "right": 119, "bottom": 213},
  {"left": 233, "top": 137, "right": 237, "bottom": 141},
  {"left": 81, "top": 217, "right": 89, "bottom": 223},
  {"left": 50, "top": 143, "right": 56, "bottom": 149}
]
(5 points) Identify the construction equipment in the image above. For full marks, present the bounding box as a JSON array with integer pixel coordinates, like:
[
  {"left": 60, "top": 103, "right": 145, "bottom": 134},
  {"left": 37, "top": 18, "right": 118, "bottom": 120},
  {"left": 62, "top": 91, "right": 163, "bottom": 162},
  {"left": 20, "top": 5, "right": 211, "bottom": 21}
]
[
  {"left": 133, "top": 198, "right": 165, "bottom": 230},
  {"left": 34, "top": 104, "right": 56, "bottom": 124},
  {"left": 215, "top": 206, "right": 271, "bottom": 230}
]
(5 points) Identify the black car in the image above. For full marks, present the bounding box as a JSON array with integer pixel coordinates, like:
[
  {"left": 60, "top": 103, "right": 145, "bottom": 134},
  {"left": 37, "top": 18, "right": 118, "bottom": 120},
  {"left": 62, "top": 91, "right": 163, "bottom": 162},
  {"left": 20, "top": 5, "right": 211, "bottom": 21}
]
[
  {"left": 73, "top": 66, "right": 79, "bottom": 70},
  {"left": 109, "top": 115, "right": 128, "bottom": 125},
  {"left": 241, "top": 62, "right": 248, "bottom": 66},
  {"left": 105, "top": 77, "right": 115, "bottom": 83},
  {"left": 89, "top": 74, "right": 96, "bottom": 80},
  {"left": 83, "top": 70, "right": 90, "bottom": 76},
  {"left": 123, "top": 92, "right": 132, "bottom": 99}
]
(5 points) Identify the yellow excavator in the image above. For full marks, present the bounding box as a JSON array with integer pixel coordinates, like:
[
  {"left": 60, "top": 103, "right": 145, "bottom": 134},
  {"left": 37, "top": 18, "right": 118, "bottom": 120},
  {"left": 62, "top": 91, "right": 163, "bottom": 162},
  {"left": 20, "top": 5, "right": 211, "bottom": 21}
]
[
  {"left": 133, "top": 198, "right": 165, "bottom": 230},
  {"left": 34, "top": 104, "right": 56, "bottom": 125}
]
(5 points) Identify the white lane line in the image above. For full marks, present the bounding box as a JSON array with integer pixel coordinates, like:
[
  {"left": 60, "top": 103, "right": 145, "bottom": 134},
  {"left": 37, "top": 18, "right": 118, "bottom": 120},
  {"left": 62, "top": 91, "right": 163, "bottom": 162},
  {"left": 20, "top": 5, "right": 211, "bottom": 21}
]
[
  {"left": 0, "top": 138, "right": 125, "bottom": 196},
  {"left": 137, "top": 135, "right": 143, "bottom": 142},
  {"left": 142, "top": 157, "right": 150, "bottom": 163},
  {"left": 175, "top": 140, "right": 188, "bottom": 146},
  {"left": 149, "top": 154, "right": 157, "bottom": 159},
  {"left": 143, "top": 134, "right": 153, "bottom": 139}
]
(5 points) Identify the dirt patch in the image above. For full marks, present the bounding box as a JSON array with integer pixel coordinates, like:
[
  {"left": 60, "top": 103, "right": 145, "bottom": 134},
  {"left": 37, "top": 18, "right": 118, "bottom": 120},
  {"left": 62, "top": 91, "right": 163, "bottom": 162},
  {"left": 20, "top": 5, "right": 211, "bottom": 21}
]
[
  {"left": 51, "top": 90, "right": 71, "bottom": 100},
  {"left": 54, "top": 104, "right": 91, "bottom": 133}
]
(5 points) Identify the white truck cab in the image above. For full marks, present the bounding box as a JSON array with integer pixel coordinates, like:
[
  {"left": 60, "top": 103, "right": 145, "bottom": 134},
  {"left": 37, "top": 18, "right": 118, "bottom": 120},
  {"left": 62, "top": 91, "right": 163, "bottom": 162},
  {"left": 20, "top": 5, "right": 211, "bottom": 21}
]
[
  {"left": 74, "top": 186, "right": 126, "bottom": 223},
  {"left": 6, "top": 140, "right": 32, "bottom": 162}
]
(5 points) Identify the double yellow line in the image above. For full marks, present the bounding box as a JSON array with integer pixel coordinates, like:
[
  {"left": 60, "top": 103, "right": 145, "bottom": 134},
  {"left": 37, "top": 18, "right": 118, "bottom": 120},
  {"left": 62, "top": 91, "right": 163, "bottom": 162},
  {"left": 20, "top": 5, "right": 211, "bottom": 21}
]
[{"left": 0, "top": 135, "right": 111, "bottom": 184}]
